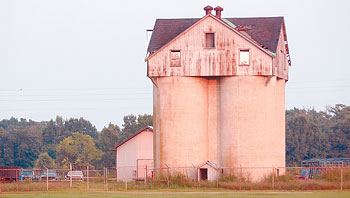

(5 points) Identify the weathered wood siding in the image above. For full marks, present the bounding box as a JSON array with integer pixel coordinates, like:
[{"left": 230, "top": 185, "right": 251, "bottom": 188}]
[
  {"left": 274, "top": 26, "right": 289, "bottom": 80},
  {"left": 147, "top": 16, "right": 274, "bottom": 77}
]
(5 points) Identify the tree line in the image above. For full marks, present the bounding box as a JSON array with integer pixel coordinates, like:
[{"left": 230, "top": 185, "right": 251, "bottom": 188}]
[
  {"left": 0, "top": 114, "right": 152, "bottom": 169},
  {"left": 286, "top": 104, "right": 349, "bottom": 166},
  {"left": 0, "top": 104, "right": 349, "bottom": 169}
]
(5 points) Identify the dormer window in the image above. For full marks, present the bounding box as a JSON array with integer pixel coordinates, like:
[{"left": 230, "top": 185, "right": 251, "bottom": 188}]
[
  {"left": 239, "top": 49, "right": 250, "bottom": 65},
  {"left": 205, "top": 33, "right": 215, "bottom": 48},
  {"left": 170, "top": 50, "right": 181, "bottom": 67}
]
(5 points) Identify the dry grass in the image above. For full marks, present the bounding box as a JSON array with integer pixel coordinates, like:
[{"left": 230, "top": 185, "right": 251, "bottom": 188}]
[
  {"left": 2, "top": 191, "right": 350, "bottom": 198},
  {"left": 0, "top": 170, "right": 349, "bottom": 193}
]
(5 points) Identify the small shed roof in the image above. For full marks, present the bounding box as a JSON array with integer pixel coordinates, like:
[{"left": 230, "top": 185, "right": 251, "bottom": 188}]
[
  {"left": 147, "top": 16, "right": 284, "bottom": 54},
  {"left": 112, "top": 126, "right": 153, "bottom": 151},
  {"left": 198, "top": 160, "right": 219, "bottom": 169}
]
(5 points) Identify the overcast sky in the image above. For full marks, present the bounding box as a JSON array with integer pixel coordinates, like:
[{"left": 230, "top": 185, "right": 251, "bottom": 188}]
[{"left": 1, "top": 0, "right": 349, "bottom": 130}]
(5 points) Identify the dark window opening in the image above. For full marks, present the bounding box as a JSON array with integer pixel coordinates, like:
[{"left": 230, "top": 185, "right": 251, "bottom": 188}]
[
  {"left": 205, "top": 33, "right": 215, "bottom": 48},
  {"left": 200, "top": 168, "right": 208, "bottom": 181}
]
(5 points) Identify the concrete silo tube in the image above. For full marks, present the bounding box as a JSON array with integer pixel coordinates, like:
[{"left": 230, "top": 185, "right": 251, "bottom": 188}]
[{"left": 153, "top": 76, "right": 209, "bottom": 173}]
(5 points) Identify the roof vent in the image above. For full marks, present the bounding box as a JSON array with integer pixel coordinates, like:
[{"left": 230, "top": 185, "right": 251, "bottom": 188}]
[
  {"left": 204, "top": 5, "right": 213, "bottom": 15},
  {"left": 214, "top": 6, "right": 223, "bottom": 19}
]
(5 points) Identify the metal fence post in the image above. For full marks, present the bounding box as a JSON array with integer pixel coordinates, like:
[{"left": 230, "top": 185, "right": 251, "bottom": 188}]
[
  {"left": 340, "top": 163, "right": 343, "bottom": 191},
  {"left": 103, "top": 167, "right": 106, "bottom": 191},
  {"left": 16, "top": 169, "right": 19, "bottom": 191},
  {"left": 106, "top": 168, "right": 108, "bottom": 191},
  {"left": 272, "top": 166, "right": 275, "bottom": 189},
  {"left": 46, "top": 168, "right": 49, "bottom": 191},
  {"left": 69, "top": 163, "right": 72, "bottom": 188},
  {"left": 87, "top": 166, "right": 89, "bottom": 190},
  {"left": 167, "top": 167, "right": 170, "bottom": 188},
  {"left": 193, "top": 168, "right": 196, "bottom": 187},
  {"left": 145, "top": 165, "right": 148, "bottom": 185},
  {"left": 117, "top": 167, "right": 119, "bottom": 184},
  {"left": 239, "top": 165, "right": 242, "bottom": 191},
  {"left": 198, "top": 168, "right": 201, "bottom": 188},
  {"left": 216, "top": 169, "right": 219, "bottom": 188}
]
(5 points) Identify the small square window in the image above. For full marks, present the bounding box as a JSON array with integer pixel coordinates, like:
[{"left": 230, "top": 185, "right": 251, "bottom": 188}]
[
  {"left": 205, "top": 33, "right": 215, "bottom": 48},
  {"left": 239, "top": 49, "right": 250, "bottom": 65},
  {"left": 170, "top": 50, "right": 181, "bottom": 67}
]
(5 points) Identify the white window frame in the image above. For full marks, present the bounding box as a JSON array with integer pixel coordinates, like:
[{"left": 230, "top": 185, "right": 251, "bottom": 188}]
[
  {"left": 170, "top": 50, "right": 181, "bottom": 67},
  {"left": 239, "top": 49, "right": 250, "bottom": 66}
]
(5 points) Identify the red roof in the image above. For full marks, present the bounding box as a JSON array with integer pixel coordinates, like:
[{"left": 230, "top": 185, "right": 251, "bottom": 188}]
[{"left": 147, "top": 16, "right": 284, "bottom": 54}]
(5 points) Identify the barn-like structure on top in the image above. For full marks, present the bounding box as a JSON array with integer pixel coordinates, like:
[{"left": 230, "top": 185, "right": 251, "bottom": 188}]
[{"left": 146, "top": 6, "right": 291, "bottom": 181}]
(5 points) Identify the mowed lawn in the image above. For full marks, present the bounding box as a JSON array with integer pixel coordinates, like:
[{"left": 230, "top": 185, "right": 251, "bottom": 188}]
[{"left": 1, "top": 191, "right": 349, "bottom": 198}]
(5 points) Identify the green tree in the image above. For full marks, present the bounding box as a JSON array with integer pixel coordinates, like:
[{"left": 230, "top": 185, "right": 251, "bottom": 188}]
[
  {"left": 56, "top": 132, "right": 103, "bottom": 168},
  {"left": 137, "top": 114, "right": 153, "bottom": 129},
  {"left": 0, "top": 127, "right": 15, "bottom": 165},
  {"left": 42, "top": 116, "right": 66, "bottom": 159},
  {"left": 42, "top": 116, "right": 100, "bottom": 160},
  {"left": 64, "top": 118, "right": 99, "bottom": 140},
  {"left": 34, "top": 152, "right": 56, "bottom": 169},
  {"left": 286, "top": 108, "right": 329, "bottom": 166},
  {"left": 98, "top": 123, "right": 120, "bottom": 167},
  {"left": 121, "top": 115, "right": 138, "bottom": 141},
  {"left": 11, "top": 126, "right": 42, "bottom": 168},
  {"left": 42, "top": 116, "right": 65, "bottom": 145},
  {"left": 121, "top": 114, "right": 153, "bottom": 142},
  {"left": 328, "top": 104, "right": 350, "bottom": 157},
  {"left": 0, "top": 117, "right": 36, "bottom": 131},
  {"left": 0, "top": 118, "right": 43, "bottom": 168}
]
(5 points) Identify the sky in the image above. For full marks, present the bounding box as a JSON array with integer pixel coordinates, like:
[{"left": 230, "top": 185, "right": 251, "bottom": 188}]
[{"left": 0, "top": 0, "right": 349, "bottom": 130}]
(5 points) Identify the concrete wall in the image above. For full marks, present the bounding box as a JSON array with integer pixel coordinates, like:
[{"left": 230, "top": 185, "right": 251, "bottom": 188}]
[
  {"left": 153, "top": 77, "right": 209, "bottom": 171},
  {"left": 207, "top": 78, "right": 220, "bottom": 164},
  {"left": 219, "top": 76, "right": 286, "bottom": 180},
  {"left": 116, "top": 130, "right": 153, "bottom": 181},
  {"left": 153, "top": 75, "right": 286, "bottom": 181}
]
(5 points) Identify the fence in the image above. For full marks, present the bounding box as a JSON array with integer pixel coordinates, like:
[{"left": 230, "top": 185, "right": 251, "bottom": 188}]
[{"left": 0, "top": 166, "right": 349, "bottom": 192}]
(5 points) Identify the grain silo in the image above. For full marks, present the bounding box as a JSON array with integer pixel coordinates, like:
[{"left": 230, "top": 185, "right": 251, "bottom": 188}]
[{"left": 146, "top": 6, "right": 291, "bottom": 181}]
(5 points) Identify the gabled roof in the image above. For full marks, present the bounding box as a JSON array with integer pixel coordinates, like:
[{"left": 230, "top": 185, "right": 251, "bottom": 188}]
[
  {"left": 112, "top": 126, "right": 153, "bottom": 150},
  {"left": 198, "top": 160, "right": 219, "bottom": 169},
  {"left": 147, "top": 18, "right": 200, "bottom": 53},
  {"left": 147, "top": 16, "right": 284, "bottom": 54}
]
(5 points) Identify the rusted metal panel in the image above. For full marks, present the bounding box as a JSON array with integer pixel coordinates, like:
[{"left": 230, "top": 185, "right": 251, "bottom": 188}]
[
  {"left": 0, "top": 166, "right": 19, "bottom": 182},
  {"left": 147, "top": 16, "right": 273, "bottom": 78}
]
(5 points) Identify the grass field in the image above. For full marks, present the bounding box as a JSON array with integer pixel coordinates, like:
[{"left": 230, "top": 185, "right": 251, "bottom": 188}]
[{"left": 1, "top": 190, "right": 349, "bottom": 198}]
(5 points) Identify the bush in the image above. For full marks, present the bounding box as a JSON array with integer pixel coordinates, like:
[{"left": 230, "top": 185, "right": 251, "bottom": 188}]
[
  {"left": 219, "top": 174, "right": 238, "bottom": 182},
  {"left": 317, "top": 168, "right": 350, "bottom": 182}
]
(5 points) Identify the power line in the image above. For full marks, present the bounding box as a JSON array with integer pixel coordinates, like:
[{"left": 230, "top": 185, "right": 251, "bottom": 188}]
[{"left": 0, "top": 86, "right": 152, "bottom": 92}]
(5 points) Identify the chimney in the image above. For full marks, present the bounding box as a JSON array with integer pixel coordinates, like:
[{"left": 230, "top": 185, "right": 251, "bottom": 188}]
[
  {"left": 214, "top": 6, "right": 223, "bottom": 19},
  {"left": 204, "top": 5, "right": 213, "bottom": 15}
]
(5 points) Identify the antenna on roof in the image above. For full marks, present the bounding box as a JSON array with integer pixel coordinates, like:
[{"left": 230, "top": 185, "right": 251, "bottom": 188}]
[{"left": 146, "top": 29, "right": 153, "bottom": 40}]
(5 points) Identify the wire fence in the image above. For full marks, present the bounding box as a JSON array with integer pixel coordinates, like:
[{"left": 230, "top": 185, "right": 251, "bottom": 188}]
[{"left": 0, "top": 165, "right": 349, "bottom": 192}]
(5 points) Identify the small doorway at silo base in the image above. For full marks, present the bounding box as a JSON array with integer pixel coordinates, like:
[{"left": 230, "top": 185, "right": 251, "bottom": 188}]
[{"left": 200, "top": 168, "right": 208, "bottom": 181}]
